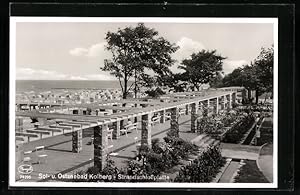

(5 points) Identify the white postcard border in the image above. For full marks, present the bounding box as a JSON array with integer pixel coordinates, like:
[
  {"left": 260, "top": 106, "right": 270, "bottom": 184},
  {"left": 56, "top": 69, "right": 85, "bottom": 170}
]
[{"left": 9, "top": 17, "right": 278, "bottom": 188}]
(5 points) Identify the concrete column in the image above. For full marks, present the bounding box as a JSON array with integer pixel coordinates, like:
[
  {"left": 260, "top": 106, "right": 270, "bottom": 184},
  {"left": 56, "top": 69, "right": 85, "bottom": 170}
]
[
  {"left": 207, "top": 99, "right": 210, "bottom": 116},
  {"left": 160, "top": 110, "right": 166, "bottom": 123},
  {"left": 242, "top": 88, "right": 247, "bottom": 102},
  {"left": 141, "top": 114, "right": 152, "bottom": 149},
  {"left": 222, "top": 95, "right": 226, "bottom": 110},
  {"left": 229, "top": 93, "right": 232, "bottom": 109},
  {"left": 216, "top": 97, "right": 219, "bottom": 114},
  {"left": 170, "top": 107, "right": 180, "bottom": 137},
  {"left": 185, "top": 104, "right": 189, "bottom": 115},
  {"left": 232, "top": 92, "right": 237, "bottom": 105},
  {"left": 112, "top": 120, "right": 120, "bottom": 139},
  {"left": 72, "top": 129, "right": 83, "bottom": 153},
  {"left": 94, "top": 125, "right": 108, "bottom": 171},
  {"left": 191, "top": 103, "right": 198, "bottom": 133}
]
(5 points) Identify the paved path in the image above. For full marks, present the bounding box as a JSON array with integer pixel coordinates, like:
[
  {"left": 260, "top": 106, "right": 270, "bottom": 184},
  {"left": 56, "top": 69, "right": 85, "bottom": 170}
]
[
  {"left": 218, "top": 161, "right": 240, "bottom": 183},
  {"left": 16, "top": 114, "right": 196, "bottom": 182},
  {"left": 257, "top": 143, "right": 273, "bottom": 182},
  {"left": 220, "top": 143, "right": 261, "bottom": 160}
]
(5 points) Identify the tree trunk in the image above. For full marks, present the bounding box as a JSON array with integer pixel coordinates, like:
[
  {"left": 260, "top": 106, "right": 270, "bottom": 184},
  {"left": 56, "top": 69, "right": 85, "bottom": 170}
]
[
  {"left": 123, "top": 76, "right": 128, "bottom": 99},
  {"left": 134, "top": 69, "right": 137, "bottom": 98},
  {"left": 247, "top": 88, "right": 252, "bottom": 100},
  {"left": 255, "top": 89, "right": 259, "bottom": 104}
]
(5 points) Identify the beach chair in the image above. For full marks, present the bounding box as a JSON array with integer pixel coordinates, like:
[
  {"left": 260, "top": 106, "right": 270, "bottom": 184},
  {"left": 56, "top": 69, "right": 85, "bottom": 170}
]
[{"left": 35, "top": 146, "right": 48, "bottom": 164}]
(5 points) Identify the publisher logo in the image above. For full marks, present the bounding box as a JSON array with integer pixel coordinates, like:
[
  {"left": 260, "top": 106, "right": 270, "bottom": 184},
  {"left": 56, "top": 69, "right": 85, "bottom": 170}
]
[{"left": 18, "top": 164, "right": 33, "bottom": 174}]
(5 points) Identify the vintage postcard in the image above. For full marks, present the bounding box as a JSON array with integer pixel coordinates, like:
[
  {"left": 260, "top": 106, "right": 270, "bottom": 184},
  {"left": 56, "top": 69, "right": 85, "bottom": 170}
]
[{"left": 9, "top": 17, "right": 278, "bottom": 188}]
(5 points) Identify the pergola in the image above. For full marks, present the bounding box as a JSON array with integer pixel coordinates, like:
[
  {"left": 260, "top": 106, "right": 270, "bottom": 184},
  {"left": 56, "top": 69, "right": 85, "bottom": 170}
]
[{"left": 16, "top": 87, "right": 245, "bottom": 170}]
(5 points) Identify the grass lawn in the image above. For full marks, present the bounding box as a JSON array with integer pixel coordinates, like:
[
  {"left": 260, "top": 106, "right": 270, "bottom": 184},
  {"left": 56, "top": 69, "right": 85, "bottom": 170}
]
[
  {"left": 234, "top": 160, "right": 269, "bottom": 183},
  {"left": 257, "top": 117, "right": 273, "bottom": 146}
]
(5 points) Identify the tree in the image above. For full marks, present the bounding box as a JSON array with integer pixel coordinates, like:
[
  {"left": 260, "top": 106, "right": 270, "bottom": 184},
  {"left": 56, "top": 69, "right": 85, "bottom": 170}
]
[
  {"left": 253, "top": 46, "right": 274, "bottom": 102},
  {"left": 101, "top": 23, "right": 178, "bottom": 99},
  {"left": 221, "top": 46, "right": 274, "bottom": 104},
  {"left": 179, "top": 50, "right": 226, "bottom": 91},
  {"left": 209, "top": 71, "right": 224, "bottom": 88}
]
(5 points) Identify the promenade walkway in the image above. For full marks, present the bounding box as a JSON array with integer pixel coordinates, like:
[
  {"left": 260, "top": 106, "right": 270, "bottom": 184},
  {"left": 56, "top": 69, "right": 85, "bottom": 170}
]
[
  {"left": 16, "top": 114, "right": 196, "bottom": 182},
  {"left": 257, "top": 144, "right": 273, "bottom": 182},
  {"left": 220, "top": 143, "right": 260, "bottom": 160}
]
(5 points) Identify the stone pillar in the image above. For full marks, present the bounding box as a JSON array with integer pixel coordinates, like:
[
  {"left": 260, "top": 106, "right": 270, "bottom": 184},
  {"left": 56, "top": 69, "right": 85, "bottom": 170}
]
[
  {"left": 191, "top": 103, "right": 198, "bottom": 133},
  {"left": 160, "top": 110, "right": 166, "bottom": 123},
  {"left": 226, "top": 95, "right": 230, "bottom": 109},
  {"left": 232, "top": 92, "right": 237, "bottom": 105},
  {"left": 222, "top": 95, "right": 226, "bottom": 110},
  {"left": 242, "top": 88, "right": 247, "bottom": 102},
  {"left": 202, "top": 101, "right": 208, "bottom": 117},
  {"left": 229, "top": 93, "right": 232, "bottom": 109},
  {"left": 72, "top": 129, "right": 83, "bottom": 153},
  {"left": 112, "top": 120, "right": 120, "bottom": 139},
  {"left": 207, "top": 99, "right": 210, "bottom": 116},
  {"left": 215, "top": 97, "right": 219, "bottom": 114},
  {"left": 141, "top": 114, "right": 152, "bottom": 149},
  {"left": 170, "top": 107, "right": 180, "bottom": 137},
  {"left": 185, "top": 104, "right": 189, "bottom": 115},
  {"left": 94, "top": 125, "right": 108, "bottom": 171}
]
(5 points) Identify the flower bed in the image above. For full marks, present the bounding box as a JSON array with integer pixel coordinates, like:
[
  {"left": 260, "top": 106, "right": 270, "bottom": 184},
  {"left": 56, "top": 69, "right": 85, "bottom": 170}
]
[
  {"left": 174, "top": 145, "right": 225, "bottom": 182},
  {"left": 196, "top": 109, "right": 243, "bottom": 138},
  {"left": 222, "top": 114, "right": 256, "bottom": 144},
  {"left": 71, "top": 134, "right": 200, "bottom": 182}
]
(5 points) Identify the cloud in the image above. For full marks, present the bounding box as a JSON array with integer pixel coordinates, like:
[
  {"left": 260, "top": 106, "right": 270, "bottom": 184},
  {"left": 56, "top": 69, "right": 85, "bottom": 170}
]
[
  {"left": 16, "top": 68, "right": 115, "bottom": 80},
  {"left": 17, "top": 68, "right": 68, "bottom": 80},
  {"left": 84, "top": 74, "right": 114, "bottom": 80},
  {"left": 69, "top": 48, "right": 89, "bottom": 56},
  {"left": 222, "top": 59, "right": 249, "bottom": 74},
  {"left": 69, "top": 42, "right": 107, "bottom": 57},
  {"left": 173, "top": 37, "right": 206, "bottom": 61}
]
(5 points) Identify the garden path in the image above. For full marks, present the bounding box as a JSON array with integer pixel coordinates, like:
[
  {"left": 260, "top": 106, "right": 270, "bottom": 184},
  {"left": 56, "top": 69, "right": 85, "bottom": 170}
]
[
  {"left": 257, "top": 143, "right": 273, "bottom": 182},
  {"left": 220, "top": 143, "right": 260, "bottom": 160}
]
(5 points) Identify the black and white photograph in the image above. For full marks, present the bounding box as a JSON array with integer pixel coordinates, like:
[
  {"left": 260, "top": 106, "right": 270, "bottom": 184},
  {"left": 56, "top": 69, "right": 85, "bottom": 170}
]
[{"left": 9, "top": 17, "right": 277, "bottom": 188}]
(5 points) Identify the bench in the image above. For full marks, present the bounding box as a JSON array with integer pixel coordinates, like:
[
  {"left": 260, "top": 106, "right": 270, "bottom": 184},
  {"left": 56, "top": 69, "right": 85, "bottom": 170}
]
[
  {"left": 165, "top": 112, "right": 171, "bottom": 120},
  {"left": 23, "top": 150, "right": 33, "bottom": 164},
  {"left": 179, "top": 109, "right": 186, "bottom": 116},
  {"left": 120, "top": 123, "right": 138, "bottom": 136},
  {"left": 151, "top": 116, "right": 161, "bottom": 126},
  {"left": 35, "top": 146, "right": 48, "bottom": 164}
]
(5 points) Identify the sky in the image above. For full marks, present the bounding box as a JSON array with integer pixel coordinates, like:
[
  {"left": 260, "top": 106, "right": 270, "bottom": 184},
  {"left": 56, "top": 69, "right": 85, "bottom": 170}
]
[{"left": 15, "top": 21, "right": 274, "bottom": 80}]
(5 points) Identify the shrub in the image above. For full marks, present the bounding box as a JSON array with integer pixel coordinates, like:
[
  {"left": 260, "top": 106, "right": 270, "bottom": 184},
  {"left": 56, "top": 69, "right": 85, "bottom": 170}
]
[
  {"left": 223, "top": 114, "right": 256, "bottom": 143},
  {"left": 174, "top": 145, "right": 225, "bottom": 182}
]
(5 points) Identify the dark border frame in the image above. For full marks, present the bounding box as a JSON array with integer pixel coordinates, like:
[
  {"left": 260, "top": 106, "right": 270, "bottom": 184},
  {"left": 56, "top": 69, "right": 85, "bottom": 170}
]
[{"left": 1, "top": 2, "right": 295, "bottom": 193}]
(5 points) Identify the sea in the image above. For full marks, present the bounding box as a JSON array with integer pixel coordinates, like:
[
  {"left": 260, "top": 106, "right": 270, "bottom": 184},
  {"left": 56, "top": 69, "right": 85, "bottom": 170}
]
[{"left": 16, "top": 80, "right": 130, "bottom": 93}]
